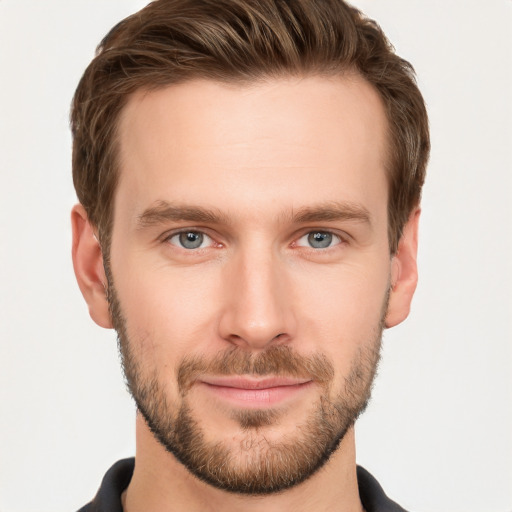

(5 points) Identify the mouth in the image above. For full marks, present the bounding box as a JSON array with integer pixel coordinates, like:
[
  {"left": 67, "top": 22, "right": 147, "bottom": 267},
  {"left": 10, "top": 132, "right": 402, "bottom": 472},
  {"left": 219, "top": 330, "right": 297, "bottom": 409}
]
[{"left": 197, "top": 376, "right": 314, "bottom": 408}]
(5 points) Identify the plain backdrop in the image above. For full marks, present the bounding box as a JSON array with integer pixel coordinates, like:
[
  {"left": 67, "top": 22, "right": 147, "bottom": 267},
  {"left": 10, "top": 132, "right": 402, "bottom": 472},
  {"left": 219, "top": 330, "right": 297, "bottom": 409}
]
[{"left": 0, "top": 1, "right": 511, "bottom": 511}]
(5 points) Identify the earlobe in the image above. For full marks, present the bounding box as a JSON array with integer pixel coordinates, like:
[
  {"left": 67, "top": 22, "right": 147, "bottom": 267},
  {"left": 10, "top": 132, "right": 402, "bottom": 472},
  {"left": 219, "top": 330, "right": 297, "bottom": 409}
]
[
  {"left": 385, "top": 208, "right": 420, "bottom": 328},
  {"left": 71, "top": 204, "right": 113, "bottom": 329}
]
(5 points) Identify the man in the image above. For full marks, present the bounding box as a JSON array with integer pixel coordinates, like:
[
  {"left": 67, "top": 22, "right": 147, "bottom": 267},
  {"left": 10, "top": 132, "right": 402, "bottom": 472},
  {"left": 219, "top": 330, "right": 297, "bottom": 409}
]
[{"left": 71, "top": 0, "right": 429, "bottom": 510}]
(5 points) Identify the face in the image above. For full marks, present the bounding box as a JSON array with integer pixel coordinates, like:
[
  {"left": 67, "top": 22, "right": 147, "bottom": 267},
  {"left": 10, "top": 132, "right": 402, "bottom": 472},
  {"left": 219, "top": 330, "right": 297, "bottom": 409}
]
[{"left": 105, "top": 75, "right": 396, "bottom": 493}]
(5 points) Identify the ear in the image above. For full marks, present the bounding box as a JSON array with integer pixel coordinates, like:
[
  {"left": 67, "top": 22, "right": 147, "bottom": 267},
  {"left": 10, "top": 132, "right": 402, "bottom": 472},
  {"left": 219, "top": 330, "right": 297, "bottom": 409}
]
[
  {"left": 385, "top": 208, "right": 420, "bottom": 328},
  {"left": 71, "top": 204, "right": 113, "bottom": 329}
]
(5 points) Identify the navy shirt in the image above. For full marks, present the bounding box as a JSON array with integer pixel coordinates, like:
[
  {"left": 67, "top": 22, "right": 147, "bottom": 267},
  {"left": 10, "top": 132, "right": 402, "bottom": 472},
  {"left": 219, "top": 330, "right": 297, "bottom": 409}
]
[{"left": 78, "top": 458, "right": 408, "bottom": 512}]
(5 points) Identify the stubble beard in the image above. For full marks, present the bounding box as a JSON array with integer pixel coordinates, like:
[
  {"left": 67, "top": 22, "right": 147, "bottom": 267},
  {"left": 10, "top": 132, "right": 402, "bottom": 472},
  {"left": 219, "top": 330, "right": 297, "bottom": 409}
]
[{"left": 106, "top": 271, "right": 385, "bottom": 495}]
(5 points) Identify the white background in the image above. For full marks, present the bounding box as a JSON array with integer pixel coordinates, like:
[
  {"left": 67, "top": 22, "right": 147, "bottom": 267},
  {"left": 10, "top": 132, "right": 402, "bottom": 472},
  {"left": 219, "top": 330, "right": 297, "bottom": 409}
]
[{"left": 0, "top": 1, "right": 511, "bottom": 511}]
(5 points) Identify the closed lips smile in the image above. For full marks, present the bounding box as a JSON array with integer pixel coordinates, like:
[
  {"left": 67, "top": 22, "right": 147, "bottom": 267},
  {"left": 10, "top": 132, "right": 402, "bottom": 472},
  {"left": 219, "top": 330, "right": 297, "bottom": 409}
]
[{"left": 198, "top": 376, "right": 313, "bottom": 407}]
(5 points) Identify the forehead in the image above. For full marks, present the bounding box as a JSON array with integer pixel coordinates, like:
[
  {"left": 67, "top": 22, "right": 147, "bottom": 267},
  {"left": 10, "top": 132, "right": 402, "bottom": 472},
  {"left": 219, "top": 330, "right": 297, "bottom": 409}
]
[{"left": 115, "top": 75, "right": 389, "bottom": 224}]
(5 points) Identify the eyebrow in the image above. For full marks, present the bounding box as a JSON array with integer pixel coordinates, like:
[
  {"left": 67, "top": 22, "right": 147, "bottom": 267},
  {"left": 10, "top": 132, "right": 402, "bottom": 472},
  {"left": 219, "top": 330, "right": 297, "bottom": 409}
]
[
  {"left": 136, "top": 200, "right": 372, "bottom": 229},
  {"left": 290, "top": 201, "right": 372, "bottom": 226},
  {"left": 137, "top": 201, "right": 230, "bottom": 228}
]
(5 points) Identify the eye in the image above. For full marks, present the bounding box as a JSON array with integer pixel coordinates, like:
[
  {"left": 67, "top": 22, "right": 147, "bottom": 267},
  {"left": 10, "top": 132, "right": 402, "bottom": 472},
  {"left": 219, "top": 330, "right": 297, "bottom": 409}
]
[
  {"left": 167, "top": 231, "right": 212, "bottom": 250},
  {"left": 296, "top": 231, "right": 342, "bottom": 249}
]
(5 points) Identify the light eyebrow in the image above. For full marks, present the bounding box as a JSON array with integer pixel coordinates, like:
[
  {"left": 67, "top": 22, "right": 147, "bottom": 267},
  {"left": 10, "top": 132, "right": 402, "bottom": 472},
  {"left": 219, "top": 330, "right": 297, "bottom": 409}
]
[
  {"left": 290, "top": 201, "right": 372, "bottom": 226},
  {"left": 136, "top": 200, "right": 229, "bottom": 228}
]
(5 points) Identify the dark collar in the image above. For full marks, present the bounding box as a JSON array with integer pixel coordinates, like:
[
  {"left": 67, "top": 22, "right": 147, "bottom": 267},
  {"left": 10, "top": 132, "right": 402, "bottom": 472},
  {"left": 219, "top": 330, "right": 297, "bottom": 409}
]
[{"left": 78, "top": 458, "right": 408, "bottom": 512}]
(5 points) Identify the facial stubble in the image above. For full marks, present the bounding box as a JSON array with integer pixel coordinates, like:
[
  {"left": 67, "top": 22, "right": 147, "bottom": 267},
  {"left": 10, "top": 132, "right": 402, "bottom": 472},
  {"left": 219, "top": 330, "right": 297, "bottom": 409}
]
[{"left": 106, "top": 270, "right": 385, "bottom": 495}]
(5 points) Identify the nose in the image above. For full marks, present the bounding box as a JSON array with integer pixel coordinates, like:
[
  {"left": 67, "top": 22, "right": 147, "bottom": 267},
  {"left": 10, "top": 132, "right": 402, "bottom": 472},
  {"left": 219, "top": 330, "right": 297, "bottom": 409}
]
[{"left": 218, "top": 246, "right": 296, "bottom": 351}]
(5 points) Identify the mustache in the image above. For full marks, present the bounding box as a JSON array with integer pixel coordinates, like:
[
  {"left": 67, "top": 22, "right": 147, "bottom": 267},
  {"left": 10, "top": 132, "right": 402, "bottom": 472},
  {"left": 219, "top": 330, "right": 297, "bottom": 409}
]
[{"left": 177, "top": 345, "right": 334, "bottom": 393}]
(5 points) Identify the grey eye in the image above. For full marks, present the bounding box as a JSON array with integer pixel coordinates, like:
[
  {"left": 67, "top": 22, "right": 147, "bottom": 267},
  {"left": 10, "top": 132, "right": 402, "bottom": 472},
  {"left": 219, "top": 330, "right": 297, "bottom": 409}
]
[
  {"left": 307, "top": 231, "right": 333, "bottom": 248},
  {"left": 296, "top": 231, "right": 342, "bottom": 249},
  {"left": 170, "top": 231, "right": 206, "bottom": 249}
]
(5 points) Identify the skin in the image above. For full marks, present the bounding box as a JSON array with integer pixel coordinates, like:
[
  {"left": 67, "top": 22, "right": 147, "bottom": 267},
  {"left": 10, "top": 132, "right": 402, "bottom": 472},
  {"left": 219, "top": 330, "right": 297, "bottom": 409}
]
[{"left": 72, "top": 74, "right": 420, "bottom": 512}]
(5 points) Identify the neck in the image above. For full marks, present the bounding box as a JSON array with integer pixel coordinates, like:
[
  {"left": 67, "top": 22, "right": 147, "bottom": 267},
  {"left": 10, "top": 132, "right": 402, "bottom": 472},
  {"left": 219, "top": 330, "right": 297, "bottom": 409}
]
[{"left": 123, "top": 414, "right": 363, "bottom": 512}]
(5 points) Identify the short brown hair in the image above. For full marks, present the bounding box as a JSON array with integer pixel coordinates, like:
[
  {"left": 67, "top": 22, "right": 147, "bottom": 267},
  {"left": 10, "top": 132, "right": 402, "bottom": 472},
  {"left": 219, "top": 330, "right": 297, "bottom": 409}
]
[{"left": 71, "top": 0, "right": 429, "bottom": 253}]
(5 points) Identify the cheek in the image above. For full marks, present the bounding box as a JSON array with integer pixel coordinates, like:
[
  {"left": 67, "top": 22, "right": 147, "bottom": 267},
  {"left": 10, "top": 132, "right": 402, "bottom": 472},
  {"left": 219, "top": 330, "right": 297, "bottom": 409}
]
[
  {"left": 111, "top": 258, "right": 223, "bottom": 372},
  {"left": 292, "top": 259, "right": 389, "bottom": 364}
]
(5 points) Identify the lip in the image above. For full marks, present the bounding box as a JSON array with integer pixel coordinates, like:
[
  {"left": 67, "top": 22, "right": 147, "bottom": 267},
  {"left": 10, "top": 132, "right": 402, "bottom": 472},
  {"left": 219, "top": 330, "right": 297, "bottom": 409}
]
[
  {"left": 197, "top": 376, "right": 313, "bottom": 408},
  {"left": 201, "top": 376, "right": 311, "bottom": 389}
]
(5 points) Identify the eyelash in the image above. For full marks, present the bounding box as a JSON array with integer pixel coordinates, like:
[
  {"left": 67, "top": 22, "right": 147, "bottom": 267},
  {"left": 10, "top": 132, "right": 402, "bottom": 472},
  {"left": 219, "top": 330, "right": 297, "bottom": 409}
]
[{"left": 163, "top": 229, "right": 346, "bottom": 251}]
